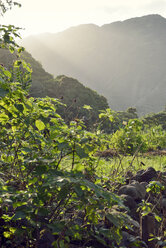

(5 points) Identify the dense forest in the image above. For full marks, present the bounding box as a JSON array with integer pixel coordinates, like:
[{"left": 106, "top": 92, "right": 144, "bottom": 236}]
[{"left": 1, "top": 2, "right": 166, "bottom": 248}]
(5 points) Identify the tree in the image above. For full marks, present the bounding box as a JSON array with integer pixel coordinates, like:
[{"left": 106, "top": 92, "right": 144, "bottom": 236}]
[{"left": 126, "top": 107, "right": 137, "bottom": 116}]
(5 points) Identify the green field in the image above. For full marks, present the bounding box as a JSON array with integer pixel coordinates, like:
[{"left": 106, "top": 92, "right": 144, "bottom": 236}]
[{"left": 96, "top": 155, "right": 166, "bottom": 177}]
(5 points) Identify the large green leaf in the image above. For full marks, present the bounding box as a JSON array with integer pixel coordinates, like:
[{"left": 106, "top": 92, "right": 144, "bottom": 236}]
[{"left": 35, "top": 119, "right": 45, "bottom": 131}]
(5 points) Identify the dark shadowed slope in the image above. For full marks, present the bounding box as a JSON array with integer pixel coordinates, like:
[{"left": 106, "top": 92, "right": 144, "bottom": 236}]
[{"left": 0, "top": 49, "right": 108, "bottom": 123}]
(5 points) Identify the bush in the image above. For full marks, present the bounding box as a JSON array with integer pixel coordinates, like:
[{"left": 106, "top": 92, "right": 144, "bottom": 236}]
[
  {"left": 0, "top": 27, "right": 133, "bottom": 248},
  {"left": 111, "top": 119, "right": 147, "bottom": 155}
]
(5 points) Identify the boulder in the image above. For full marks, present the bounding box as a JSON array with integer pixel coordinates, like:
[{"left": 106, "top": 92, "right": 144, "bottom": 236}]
[
  {"left": 134, "top": 167, "right": 157, "bottom": 183},
  {"left": 130, "top": 181, "right": 146, "bottom": 199},
  {"left": 119, "top": 181, "right": 146, "bottom": 201},
  {"left": 140, "top": 213, "right": 156, "bottom": 248},
  {"left": 118, "top": 185, "right": 139, "bottom": 200},
  {"left": 140, "top": 182, "right": 148, "bottom": 188},
  {"left": 38, "top": 229, "right": 55, "bottom": 248},
  {"left": 121, "top": 194, "right": 137, "bottom": 210}
]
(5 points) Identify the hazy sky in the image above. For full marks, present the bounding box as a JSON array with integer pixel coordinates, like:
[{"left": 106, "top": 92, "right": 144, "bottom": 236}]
[{"left": 1, "top": 0, "right": 166, "bottom": 37}]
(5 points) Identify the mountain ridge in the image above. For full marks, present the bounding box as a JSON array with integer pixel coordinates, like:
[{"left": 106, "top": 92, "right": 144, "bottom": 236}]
[
  {"left": 0, "top": 48, "right": 109, "bottom": 123},
  {"left": 20, "top": 14, "right": 166, "bottom": 115}
]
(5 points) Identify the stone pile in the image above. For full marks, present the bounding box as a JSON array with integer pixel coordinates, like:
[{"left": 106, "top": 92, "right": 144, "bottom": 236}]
[
  {"left": 38, "top": 167, "right": 166, "bottom": 248},
  {"left": 118, "top": 167, "right": 166, "bottom": 248}
]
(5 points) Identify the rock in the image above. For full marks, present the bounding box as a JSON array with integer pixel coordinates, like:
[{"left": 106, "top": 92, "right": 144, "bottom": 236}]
[
  {"left": 119, "top": 181, "right": 146, "bottom": 201},
  {"left": 133, "top": 170, "right": 144, "bottom": 181},
  {"left": 140, "top": 182, "right": 148, "bottom": 188},
  {"left": 130, "top": 181, "right": 146, "bottom": 199},
  {"left": 140, "top": 182, "right": 149, "bottom": 198},
  {"left": 121, "top": 194, "right": 137, "bottom": 210},
  {"left": 162, "top": 198, "right": 166, "bottom": 210},
  {"left": 38, "top": 229, "right": 55, "bottom": 248},
  {"left": 140, "top": 213, "right": 156, "bottom": 248},
  {"left": 118, "top": 185, "right": 139, "bottom": 200},
  {"left": 134, "top": 167, "right": 157, "bottom": 183}
]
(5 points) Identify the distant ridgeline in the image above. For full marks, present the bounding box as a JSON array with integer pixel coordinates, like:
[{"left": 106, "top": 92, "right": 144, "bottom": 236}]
[{"left": 21, "top": 14, "right": 166, "bottom": 115}]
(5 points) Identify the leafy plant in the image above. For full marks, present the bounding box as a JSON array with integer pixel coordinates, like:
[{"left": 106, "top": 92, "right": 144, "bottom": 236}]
[
  {"left": 111, "top": 119, "right": 147, "bottom": 155},
  {"left": 0, "top": 24, "right": 134, "bottom": 248}
]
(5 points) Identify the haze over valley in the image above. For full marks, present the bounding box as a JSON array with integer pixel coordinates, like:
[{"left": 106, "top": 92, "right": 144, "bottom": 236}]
[{"left": 20, "top": 14, "right": 166, "bottom": 115}]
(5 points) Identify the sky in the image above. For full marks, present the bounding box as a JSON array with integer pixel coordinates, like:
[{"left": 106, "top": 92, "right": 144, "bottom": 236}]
[{"left": 1, "top": 0, "right": 166, "bottom": 38}]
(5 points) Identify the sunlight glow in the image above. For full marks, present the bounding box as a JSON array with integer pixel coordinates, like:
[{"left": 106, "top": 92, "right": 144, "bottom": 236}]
[{"left": 1, "top": 0, "right": 166, "bottom": 37}]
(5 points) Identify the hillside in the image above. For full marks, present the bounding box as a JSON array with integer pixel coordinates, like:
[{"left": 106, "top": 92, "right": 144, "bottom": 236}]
[
  {"left": 0, "top": 49, "right": 109, "bottom": 123},
  {"left": 21, "top": 14, "right": 166, "bottom": 115}
]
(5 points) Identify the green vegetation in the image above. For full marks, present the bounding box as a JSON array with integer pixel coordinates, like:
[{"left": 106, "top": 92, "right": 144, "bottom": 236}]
[
  {"left": 143, "top": 110, "right": 166, "bottom": 130},
  {"left": 2, "top": 5, "right": 166, "bottom": 248},
  {"left": 111, "top": 119, "right": 147, "bottom": 155},
  {"left": 96, "top": 156, "right": 166, "bottom": 178},
  {"left": 1, "top": 43, "right": 166, "bottom": 246},
  {"left": 0, "top": 49, "right": 109, "bottom": 127},
  {"left": 0, "top": 24, "right": 136, "bottom": 248},
  {"left": 46, "top": 75, "right": 109, "bottom": 125}
]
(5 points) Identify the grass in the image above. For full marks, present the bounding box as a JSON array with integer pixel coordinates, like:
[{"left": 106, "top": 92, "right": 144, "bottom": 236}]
[
  {"left": 60, "top": 154, "right": 166, "bottom": 185},
  {"left": 96, "top": 154, "right": 166, "bottom": 177}
]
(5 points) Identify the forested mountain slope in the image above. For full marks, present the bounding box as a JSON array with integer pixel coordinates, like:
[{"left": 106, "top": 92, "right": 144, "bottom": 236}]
[
  {"left": 21, "top": 14, "right": 166, "bottom": 115},
  {"left": 0, "top": 49, "right": 108, "bottom": 122}
]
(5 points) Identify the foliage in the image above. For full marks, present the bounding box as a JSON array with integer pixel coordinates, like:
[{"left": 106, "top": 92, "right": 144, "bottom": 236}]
[
  {"left": 111, "top": 119, "right": 147, "bottom": 155},
  {"left": 143, "top": 125, "right": 166, "bottom": 150},
  {"left": 94, "top": 107, "right": 138, "bottom": 134},
  {"left": 143, "top": 111, "right": 166, "bottom": 130},
  {"left": 0, "top": 50, "right": 109, "bottom": 129},
  {"left": 0, "top": 0, "right": 21, "bottom": 15},
  {"left": 49, "top": 75, "right": 109, "bottom": 126},
  {"left": 0, "top": 25, "right": 22, "bottom": 51},
  {"left": 137, "top": 180, "right": 166, "bottom": 247},
  {"left": 110, "top": 117, "right": 166, "bottom": 155},
  {"left": 2, "top": 6, "right": 166, "bottom": 247},
  {"left": 126, "top": 107, "right": 137, "bottom": 116},
  {"left": 0, "top": 27, "right": 134, "bottom": 247}
]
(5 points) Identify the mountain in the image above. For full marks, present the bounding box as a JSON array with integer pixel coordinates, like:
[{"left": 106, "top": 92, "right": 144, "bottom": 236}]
[
  {"left": 20, "top": 14, "right": 166, "bottom": 115},
  {"left": 0, "top": 49, "right": 109, "bottom": 123}
]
